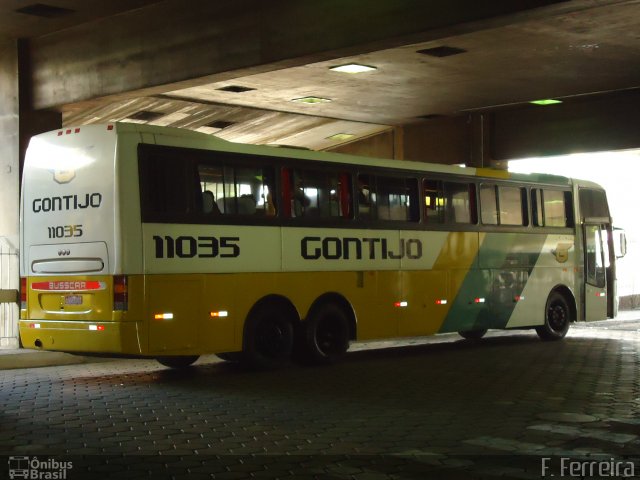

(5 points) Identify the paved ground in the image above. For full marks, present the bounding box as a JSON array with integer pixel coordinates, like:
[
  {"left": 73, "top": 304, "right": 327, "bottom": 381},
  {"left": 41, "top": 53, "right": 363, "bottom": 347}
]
[{"left": 1, "top": 314, "right": 639, "bottom": 479}]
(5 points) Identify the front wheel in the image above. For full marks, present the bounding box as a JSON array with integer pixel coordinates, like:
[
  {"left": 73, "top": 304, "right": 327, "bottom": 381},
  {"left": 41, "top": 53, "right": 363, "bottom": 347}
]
[
  {"left": 536, "top": 291, "right": 571, "bottom": 341},
  {"left": 458, "top": 329, "right": 488, "bottom": 340},
  {"left": 156, "top": 355, "right": 199, "bottom": 369}
]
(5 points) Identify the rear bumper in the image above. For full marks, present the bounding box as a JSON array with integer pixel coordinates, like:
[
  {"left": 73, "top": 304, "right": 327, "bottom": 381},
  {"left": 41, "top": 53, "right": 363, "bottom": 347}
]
[{"left": 19, "top": 320, "right": 143, "bottom": 355}]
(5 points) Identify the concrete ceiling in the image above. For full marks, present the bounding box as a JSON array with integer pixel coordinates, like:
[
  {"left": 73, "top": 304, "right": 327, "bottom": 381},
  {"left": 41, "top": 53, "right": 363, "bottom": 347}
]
[{"left": 4, "top": 0, "right": 640, "bottom": 150}]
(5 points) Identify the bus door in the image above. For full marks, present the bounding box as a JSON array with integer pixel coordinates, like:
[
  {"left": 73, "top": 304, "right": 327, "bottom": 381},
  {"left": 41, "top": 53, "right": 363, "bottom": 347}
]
[{"left": 583, "top": 223, "right": 611, "bottom": 321}]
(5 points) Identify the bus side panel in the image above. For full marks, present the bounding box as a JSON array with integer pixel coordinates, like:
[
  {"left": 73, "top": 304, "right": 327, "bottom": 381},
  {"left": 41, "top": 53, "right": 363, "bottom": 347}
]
[
  {"left": 439, "top": 232, "right": 552, "bottom": 333},
  {"left": 399, "top": 232, "right": 478, "bottom": 337},
  {"left": 506, "top": 234, "right": 576, "bottom": 328}
]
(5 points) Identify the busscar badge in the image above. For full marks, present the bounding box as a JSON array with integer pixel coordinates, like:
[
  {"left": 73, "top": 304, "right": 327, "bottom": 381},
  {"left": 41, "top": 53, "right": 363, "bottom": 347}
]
[
  {"left": 52, "top": 169, "right": 76, "bottom": 184},
  {"left": 551, "top": 242, "right": 573, "bottom": 263}
]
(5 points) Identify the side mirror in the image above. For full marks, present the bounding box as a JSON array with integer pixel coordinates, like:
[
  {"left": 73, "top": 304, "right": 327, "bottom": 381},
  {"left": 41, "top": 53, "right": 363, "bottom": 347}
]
[{"left": 613, "top": 228, "right": 627, "bottom": 258}]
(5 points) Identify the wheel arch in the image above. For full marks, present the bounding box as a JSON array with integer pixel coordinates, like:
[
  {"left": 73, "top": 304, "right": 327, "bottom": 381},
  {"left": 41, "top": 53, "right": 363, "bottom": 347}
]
[
  {"left": 244, "top": 294, "right": 300, "bottom": 337},
  {"left": 306, "top": 292, "right": 357, "bottom": 341},
  {"left": 550, "top": 284, "right": 577, "bottom": 323}
]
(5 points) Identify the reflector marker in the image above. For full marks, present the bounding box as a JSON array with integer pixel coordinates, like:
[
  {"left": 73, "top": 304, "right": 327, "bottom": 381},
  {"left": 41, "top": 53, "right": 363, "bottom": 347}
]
[
  {"left": 597, "top": 292, "right": 606, "bottom": 297},
  {"left": 89, "top": 325, "right": 105, "bottom": 331},
  {"left": 514, "top": 295, "right": 525, "bottom": 302},
  {"left": 394, "top": 301, "right": 408, "bottom": 308},
  {"left": 210, "top": 311, "right": 229, "bottom": 318},
  {"left": 474, "top": 298, "right": 486, "bottom": 304},
  {"left": 154, "top": 313, "right": 174, "bottom": 320},
  {"left": 29, "top": 323, "right": 41, "bottom": 329},
  {"left": 435, "top": 299, "right": 448, "bottom": 305}
]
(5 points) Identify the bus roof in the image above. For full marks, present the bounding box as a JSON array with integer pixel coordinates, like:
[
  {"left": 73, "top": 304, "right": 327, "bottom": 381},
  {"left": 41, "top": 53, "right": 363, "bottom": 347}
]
[{"left": 87, "top": 123, "right": 576, "bottom": 187}]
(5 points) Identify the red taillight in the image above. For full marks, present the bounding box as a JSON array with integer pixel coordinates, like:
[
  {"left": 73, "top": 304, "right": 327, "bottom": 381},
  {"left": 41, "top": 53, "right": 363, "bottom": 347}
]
[
  {"left": 20, "top": 277, "right": 27, "bottom": 309},
  {"left": 113, "top": 275, "right": 128, "bottom": 311}
]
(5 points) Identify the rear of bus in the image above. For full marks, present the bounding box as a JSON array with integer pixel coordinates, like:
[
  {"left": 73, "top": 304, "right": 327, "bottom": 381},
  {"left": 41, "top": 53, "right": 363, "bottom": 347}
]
[{"left": 19, "top": 124, "right": 139, "bottom": 354}]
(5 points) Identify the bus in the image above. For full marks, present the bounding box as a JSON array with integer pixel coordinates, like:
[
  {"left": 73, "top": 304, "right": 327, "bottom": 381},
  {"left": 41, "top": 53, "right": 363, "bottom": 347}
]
[{"left": 19, "top": 123, "right": 626, "bottom": 368}]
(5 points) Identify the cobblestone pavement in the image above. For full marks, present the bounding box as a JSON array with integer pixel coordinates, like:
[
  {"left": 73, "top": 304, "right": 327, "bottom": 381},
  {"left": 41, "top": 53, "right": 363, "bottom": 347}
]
[{"left": 1, "top": 318, "right": 639, "bottom": 479}]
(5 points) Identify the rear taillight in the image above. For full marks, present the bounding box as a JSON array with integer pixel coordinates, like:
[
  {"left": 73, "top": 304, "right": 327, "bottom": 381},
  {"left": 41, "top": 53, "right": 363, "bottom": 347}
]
[
  {"left": 113, "top": 275, "right": 128, "bottom": 311},
  {"left": 20, "top": 277, "right": 27, "bottom": 309}
]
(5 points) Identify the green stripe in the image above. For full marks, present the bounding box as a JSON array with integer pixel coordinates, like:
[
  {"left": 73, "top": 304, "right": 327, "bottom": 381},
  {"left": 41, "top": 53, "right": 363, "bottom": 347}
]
[{"left": 439, "top": 233, "right": 547, "bottom": 333}]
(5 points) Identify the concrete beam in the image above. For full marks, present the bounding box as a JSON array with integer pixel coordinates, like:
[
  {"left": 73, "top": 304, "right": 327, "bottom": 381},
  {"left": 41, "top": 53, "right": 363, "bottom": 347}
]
[
  {"left": 25, "top": 0, "right": 566, "bottom": 110},
  {"left": 491, "top": 89, "right": 640, "bottom": 160}
]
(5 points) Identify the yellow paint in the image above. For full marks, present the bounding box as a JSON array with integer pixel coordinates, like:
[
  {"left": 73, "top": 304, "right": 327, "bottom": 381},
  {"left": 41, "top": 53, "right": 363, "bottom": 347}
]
[
  {"left": 21, "top": 248, "right": 482, "bottom": 356},
  {"left": 476, "top": 168, "right": 510, "bottom": 179},
  {"left": 19, "top": 320, "right": 141, "bottom": 354}
]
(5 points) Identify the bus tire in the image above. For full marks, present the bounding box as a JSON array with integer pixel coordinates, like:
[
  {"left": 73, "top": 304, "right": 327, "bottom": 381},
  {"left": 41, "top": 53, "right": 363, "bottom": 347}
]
[
  {"left": 536, "top": 291, "right": 571, "bottom": 341},
  {"left": 156, "top": 355, "right": 199, "bottom": 369},
  {"left": 242, "top": 303, "right": 294, "bottom": 369},
  {"left": 216, "top": 352, "right": 242, "bottom": 362},
  {"left": 458, "top": 329, "right": 487, "bottom": 340},
  {"left": 301, "top": 303, "right": 350, "bottom": 365}
]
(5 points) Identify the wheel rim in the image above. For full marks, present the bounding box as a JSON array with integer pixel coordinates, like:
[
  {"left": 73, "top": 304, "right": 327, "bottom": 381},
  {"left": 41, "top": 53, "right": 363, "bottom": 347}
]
[
  {"left": 316, "top": 315, "right": 346, "bottom": 355},
  {"left": 547, "top": 300, "right": 568, "bottom": 332},
  {"left": 257, "top": 317, "right": 289, "bottom": 358}
]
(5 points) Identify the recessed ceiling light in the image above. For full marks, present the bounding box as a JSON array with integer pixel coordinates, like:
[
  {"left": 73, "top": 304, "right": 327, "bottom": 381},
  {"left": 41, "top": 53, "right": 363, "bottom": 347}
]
[
  {"left": 15, "top": 3, "right": 74, "bottom": 18},
  {"left": 330, "top": 64, "right": 377, "bottom": 74},
  {"left": 417, "top": 46, "right": 467, "bottom": 57},
  {"left": 530, "top": 99, "right": 563, "bottom": 106},
  {"left": 417, "top": 114, "right": 444, "bottom": 120},
  {"left": 326, "top": 133, "right": 355, "bottom": 141},
  {"left": 123, "top": 110, "right": 164, "bottom": 123},
  {"left": 216, "top": 85, "right": 255, "bottom": 93},
  {"left": 291, "top": 96, "right": 332, "bottom": 104},
  {"left": 206, "top": 120, "right": 235, "bottom": 129}
]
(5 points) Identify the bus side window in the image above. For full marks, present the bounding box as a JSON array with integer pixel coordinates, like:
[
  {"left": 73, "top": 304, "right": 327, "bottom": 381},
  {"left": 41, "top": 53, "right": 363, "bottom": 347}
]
[
  {"left": 531, "top": 189, "right": 544, "bottom": 226},
  {"left": 480, "top": 184, "right": 498, "bottom": 225},
  {"left": 286, "top": 168, "right": 351, "bottom": 219},
  {"left": 424, "top": 180, "right": 475, "bottom": 225},
  {"left": 139, "top": 151, "right": 198, "bottom": 220},
  {"left": 199, "top": 163, "right": 275, "bottom": 217},
  {"left": 444, "top": 181, "right": 474, "bottom": 224},
  {"left": 544, "top": 189, "right": 567, "bottom": 227},
  {"left": 202, "top": 190, "right": 220, "bottom": 215},
  {"left": 423, "top": 179, "right": 444, "bottom": 224},
  {"left": 338, "top": 173, "right": 352, "bottom": 218},
  {"left": 357, "top": 174, "right": 374, "bottom": 219},
  {"left": 498, "top": 185, "right": 526, "bottom": 226},
  {"left": 377, "top": 176, "right": 418, "bottom": 222}
]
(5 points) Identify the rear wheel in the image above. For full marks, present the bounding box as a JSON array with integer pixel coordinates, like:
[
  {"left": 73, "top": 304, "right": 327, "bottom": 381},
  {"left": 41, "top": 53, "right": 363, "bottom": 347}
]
[
  {"left": 156, "top": 355, "right": 199, "bottom": 369},
  {"left": 536, "top": 291, "right": 571, "bottom": 341},
  {"left": 300, "top": 303, "right": 350, "bottom": 365},
  {"left": 458, "top": 329, "right": 488, "bottom": 340},
  {"left": 216, "top": 352, "right": 242, "bottom": 362},
  {"left": 242, "top": 303, "right": 294, "bottom": 369}
]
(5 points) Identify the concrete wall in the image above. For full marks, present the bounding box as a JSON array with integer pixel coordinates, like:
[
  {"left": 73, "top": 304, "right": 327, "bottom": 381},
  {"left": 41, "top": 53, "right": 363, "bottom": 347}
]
[{"left": 0, "top": 38, "right": 20, "bottom": 347}]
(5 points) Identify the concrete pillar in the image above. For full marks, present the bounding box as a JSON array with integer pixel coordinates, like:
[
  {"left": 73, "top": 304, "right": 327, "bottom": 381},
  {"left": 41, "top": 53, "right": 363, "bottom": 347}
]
[
  {"left": 0, "top": 38, "right": 20, "bottom": 347},
  {"left": 402, "top": 116, "right": 471, "bottom": 166}
]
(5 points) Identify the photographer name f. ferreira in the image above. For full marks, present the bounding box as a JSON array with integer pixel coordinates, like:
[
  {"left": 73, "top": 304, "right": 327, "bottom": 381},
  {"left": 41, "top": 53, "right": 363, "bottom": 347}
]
[{"left": 542, "top": 457, "right": 636, "bottom": 478}]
